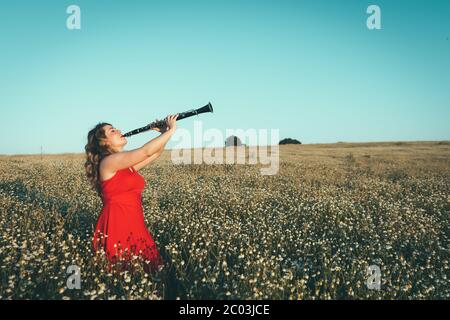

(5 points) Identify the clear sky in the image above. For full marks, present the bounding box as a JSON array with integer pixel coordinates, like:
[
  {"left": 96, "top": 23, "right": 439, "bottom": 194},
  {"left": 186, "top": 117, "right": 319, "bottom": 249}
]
[{"left": 0, "top": 0, "right": 449, "bottom": 154}]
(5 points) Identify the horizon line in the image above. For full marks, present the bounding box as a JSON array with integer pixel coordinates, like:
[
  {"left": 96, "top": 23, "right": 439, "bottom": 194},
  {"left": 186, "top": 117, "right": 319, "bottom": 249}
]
[{"left": 1, "top": 139, "right": 449, "bottom": 157}]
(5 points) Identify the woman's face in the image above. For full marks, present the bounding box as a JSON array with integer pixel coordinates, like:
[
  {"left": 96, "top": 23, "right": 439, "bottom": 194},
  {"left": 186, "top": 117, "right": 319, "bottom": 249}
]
[{"left": 103, "top": 124, "right": 127, "bottom": 152}]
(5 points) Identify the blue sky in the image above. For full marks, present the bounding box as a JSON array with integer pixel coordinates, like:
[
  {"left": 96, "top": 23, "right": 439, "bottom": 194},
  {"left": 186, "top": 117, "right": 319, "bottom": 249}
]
[{"left": 0, "top": 0, "right": 449, "bottom": 154}]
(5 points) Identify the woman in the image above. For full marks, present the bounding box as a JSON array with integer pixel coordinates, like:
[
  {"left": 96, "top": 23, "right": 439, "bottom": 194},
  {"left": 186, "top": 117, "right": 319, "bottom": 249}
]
[{"left": 84, "top": 114, "right": 178, "bottom": 274}]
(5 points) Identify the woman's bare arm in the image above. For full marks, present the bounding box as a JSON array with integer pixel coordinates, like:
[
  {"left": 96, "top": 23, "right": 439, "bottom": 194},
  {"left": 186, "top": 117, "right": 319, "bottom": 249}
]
[
  {"left": 132, "top": 146, "right": 164, "bottom": 172},
  {"left": 101, "top": 115, "right": 177, "bottom": 174},
  {"left": 101, "top": 130, "right": 172, "bottom": 173}
]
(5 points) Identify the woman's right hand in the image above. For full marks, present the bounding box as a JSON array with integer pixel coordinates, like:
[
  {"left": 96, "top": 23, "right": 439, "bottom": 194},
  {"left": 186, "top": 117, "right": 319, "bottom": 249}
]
[{"left": 165, "top": 114, "right": 178, "bottom": 132}]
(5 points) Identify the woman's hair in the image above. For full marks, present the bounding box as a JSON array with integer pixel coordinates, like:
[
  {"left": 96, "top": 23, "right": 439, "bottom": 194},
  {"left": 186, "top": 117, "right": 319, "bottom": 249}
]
[{"left": 85, "top": 122, "right": 113, "bottom": 197}]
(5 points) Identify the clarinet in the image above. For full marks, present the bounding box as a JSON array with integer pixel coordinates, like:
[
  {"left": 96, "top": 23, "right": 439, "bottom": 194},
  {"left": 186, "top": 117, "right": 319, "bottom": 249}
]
[{"left": 121, "top": 102, "right": 213, "bottom": 137}]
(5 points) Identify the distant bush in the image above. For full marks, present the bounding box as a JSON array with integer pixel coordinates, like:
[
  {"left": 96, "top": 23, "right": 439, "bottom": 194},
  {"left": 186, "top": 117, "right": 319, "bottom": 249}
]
[
  {"left": 225, "top": 136, "right": 243, "bottom": 147},
  {"left": 279, "top": 138, "right": 301, "bottom": 145}
]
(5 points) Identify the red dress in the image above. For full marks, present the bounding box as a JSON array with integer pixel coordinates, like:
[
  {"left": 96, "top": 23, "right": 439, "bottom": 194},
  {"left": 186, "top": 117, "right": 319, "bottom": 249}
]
[{"left": 93, "top": 166, "right": 163, "bottom": 273}]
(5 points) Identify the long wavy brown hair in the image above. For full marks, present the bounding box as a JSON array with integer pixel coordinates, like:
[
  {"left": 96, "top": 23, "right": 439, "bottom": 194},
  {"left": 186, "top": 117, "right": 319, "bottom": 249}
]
[{"left": 85, "top": 122, "right": 113, "bottom": 197}]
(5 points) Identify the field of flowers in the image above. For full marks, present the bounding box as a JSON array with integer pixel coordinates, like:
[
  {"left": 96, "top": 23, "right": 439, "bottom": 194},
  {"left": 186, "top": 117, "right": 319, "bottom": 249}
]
[{"left": 0, "top": 141, "right": 449, "bottom": 300}]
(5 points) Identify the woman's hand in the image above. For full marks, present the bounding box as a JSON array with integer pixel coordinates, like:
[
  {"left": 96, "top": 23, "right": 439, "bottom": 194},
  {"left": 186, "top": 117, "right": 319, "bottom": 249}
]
[
  {"left": 165, "top": 114, "right": 178, "bottom": 132},
  {"left": 151, "top": 114, "right": 178, "bottom": 134},
  {"left": 151, "top": 118, "right": 169, "bottom": 134}
]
